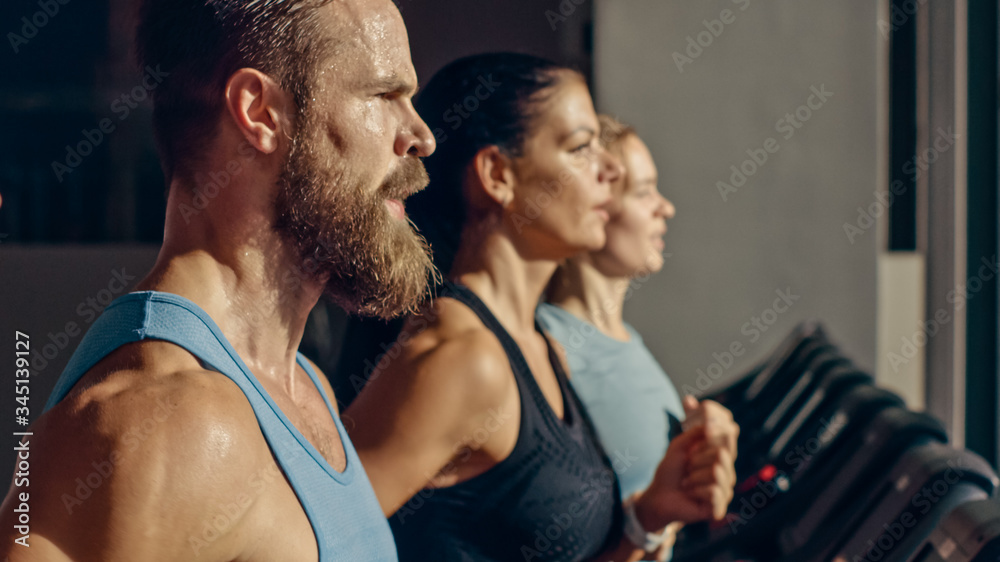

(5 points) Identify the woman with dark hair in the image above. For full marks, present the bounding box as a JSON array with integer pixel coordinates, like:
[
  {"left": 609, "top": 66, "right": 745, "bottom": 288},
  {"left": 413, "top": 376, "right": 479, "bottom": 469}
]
[
  {"left": 538, "top": 116, "right": 744, "bottom": 559},
  {"left": 540, "top": 115, "right": 687, "bottom": 502},
  {"left": 344, "top": 53, "right": 738, "bottom": 561}
]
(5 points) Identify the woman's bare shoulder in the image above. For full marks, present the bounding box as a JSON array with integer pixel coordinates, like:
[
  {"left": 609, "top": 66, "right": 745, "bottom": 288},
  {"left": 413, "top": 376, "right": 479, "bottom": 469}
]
[{"left": 389, "top": 296, "right": 515, "bottom": 408}]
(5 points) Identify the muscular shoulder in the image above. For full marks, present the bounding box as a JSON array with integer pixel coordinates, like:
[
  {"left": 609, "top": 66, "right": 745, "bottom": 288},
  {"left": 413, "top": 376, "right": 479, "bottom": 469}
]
[
  {"left": 347, "top": 296, "right": 515, "bottom": 445},
  {"left": 394, "top": 297, "right": 515, "bottom": 410},
  {"left": 53, "top": 364, "right": 265, "bottom": 469},
  {"left": 20, "top": 348, "right": 272, "bottom": 557}
]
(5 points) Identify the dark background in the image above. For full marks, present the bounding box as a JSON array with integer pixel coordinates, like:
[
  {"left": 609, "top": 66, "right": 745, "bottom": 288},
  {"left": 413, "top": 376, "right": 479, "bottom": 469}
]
[
  {"left": 0, "top": 0, "right": 595, "bottom": 495},
  {"left": 0, "top": 0, "right": 996, "bottom": 504},
  {"left": 0, "top": 0, "right": 593, "bottom": 245}
]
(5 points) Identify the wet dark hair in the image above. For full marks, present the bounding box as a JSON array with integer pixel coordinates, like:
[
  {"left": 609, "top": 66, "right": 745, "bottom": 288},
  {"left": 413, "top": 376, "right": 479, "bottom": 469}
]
[
  {"left": 407, "top": 52, "right": 578, "bottom": 274},
  {"left": 134, "top": 0, "right": 336, "bottom": 180}
]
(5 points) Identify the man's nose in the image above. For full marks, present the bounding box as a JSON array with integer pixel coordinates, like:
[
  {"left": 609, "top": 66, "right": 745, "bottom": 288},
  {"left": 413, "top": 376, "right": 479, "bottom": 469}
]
[{"left": 397, "top": 107, "right": 437, "bottom": 158}]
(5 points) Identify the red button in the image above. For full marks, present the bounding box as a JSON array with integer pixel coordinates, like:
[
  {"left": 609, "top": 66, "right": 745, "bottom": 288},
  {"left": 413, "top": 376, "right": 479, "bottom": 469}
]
[{"left": 758, "top": 464, "right": 777, "bottom": 482}]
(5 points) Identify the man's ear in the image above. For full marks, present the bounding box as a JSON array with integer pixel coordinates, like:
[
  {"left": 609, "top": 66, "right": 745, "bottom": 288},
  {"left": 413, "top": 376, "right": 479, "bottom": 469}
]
[
  {"left": 224, "top": 68, "right": 294, "bottom": 155},
  {"left": 470, "top": 145, "right": 517, "bottom": 209}
]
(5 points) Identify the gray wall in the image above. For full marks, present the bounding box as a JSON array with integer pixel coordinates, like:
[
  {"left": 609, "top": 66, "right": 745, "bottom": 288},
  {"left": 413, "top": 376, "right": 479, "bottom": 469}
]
[
  {"left": 594, "top": 0, "right": 879, "bottom": 394},
  {"left": 0, "top": 246, "right": 159, "bottom": 493},
  {"left": 398, "top": 0, "right": 592, "bottom": 85}
]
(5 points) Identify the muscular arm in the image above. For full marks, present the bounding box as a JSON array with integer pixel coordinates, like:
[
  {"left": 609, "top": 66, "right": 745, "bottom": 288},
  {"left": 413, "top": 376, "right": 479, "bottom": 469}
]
[
  {"left": 344, "top": 325, "right": 514, "bottom": 517},
  {"left": 0, "top": 373, "right": 269, "bottom": 562}
]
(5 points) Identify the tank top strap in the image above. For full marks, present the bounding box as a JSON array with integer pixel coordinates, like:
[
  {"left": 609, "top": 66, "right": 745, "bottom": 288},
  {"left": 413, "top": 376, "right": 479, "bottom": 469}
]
[
  {"left": 439, "top": 280, "right": 578, "bottom": 435},
  {"left": 390, "top": 281, "right": 623, "bottom": 560},
  {"left": 439, "top": 280, "right": 521, "bottom": 353},
  {"left": 45, "top": 291, "right": 245, "bottom": 410},
  {"left": 40, "top": 291, "right": 399, "bottom": 560},
  {"left": 44, "top": 291, "right": 354, "bottom": 478}
]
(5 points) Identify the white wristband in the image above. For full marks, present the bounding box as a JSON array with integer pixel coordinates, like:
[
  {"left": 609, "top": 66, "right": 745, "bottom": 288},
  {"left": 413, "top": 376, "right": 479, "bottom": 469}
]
[{"left": 623, "top": 500, "right": 670, "bottom": 552}]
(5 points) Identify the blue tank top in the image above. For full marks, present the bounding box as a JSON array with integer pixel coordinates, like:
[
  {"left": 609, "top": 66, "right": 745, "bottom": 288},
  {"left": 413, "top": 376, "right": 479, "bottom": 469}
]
[
  {"left": 42, "top": 291, "right": 397, "bottom": 561},
  {"left": 536, "top": 303, "right": 685, "bottom": 499}
]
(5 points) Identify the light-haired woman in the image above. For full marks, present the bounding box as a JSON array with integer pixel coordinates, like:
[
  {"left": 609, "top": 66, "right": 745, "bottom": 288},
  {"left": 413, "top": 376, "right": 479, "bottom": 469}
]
[{"left": 538, "top": 115, "right": 740, "bottom": 559}]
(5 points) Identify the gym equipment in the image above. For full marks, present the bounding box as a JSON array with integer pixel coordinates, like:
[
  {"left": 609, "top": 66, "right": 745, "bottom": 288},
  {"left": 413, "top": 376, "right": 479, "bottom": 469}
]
[
  {"left": 737, "top": 360, "right": 867, "bottom": 478},
  {"left": 675, "top": 322, "right": 998, "bottom": 562},
  {"left": 706, "top": 322, "right": 827, "bottom": 413},
  {"left": 764, "top": 383, "right": 904, "bottom": 500},
  {"left": 674, "top": 376, "right": 905, "bottom": 560},
  {"left": 797, "top": 442, "right": 998, "bottom": 562},
  {"left": 776, "top": 407, "right": 948, "bottom": 558},
  {"left": 900, "top": 498, "right": 1000, "bottom": 561}
]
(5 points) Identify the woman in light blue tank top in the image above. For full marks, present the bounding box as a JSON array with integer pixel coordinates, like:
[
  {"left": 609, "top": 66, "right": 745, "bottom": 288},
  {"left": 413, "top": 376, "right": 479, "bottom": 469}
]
[
  {"left": 537, "top": 116, "right": 693, "bottom": 559},
  {"left": 538, "top": 115, "right": 683, "bottom": 500}
]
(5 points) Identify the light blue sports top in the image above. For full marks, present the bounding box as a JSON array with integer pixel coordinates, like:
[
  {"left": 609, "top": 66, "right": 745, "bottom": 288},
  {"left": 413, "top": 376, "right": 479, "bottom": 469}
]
[
  {"left": 536, "top": 303, "right": 685, "bottom": 500},
  {"left": 43, "top": 291, "right": 397, "bottom": 561}
]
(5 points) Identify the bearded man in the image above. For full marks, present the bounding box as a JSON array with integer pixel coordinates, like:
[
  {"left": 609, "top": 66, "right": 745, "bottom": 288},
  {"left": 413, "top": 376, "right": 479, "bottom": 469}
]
[{"left": 0, "top": 0, "right": 436, "bottom": 560}]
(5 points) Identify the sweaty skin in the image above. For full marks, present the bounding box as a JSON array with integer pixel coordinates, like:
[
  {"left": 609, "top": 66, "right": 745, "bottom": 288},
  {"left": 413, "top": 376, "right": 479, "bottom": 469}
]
[
  {"left": 549, "top": 127, "right": 740, "bottom": 560},
  {"left": 344, "top": 78, "right": 622, "bottom": 516},
  {"left": 344, "top": 77, "right": 738, "bottom": 562},
  {"left": 0, "top": 1, "right": 435, "bottom": 561}
]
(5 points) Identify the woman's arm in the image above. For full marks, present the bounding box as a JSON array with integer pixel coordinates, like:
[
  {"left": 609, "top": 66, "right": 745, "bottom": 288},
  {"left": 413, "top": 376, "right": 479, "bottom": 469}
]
[
  {"left": 343, "top": 325, "right": 516, "bottom": 516},
  {"left": 590, "top": 414, "right": 739, "bottom": 561}
]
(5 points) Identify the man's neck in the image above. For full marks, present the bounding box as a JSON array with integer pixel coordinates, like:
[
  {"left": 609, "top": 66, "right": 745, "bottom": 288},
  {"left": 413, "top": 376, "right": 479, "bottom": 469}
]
[{"left": 138, "top": 184, "right": 325, "bottom": 395}]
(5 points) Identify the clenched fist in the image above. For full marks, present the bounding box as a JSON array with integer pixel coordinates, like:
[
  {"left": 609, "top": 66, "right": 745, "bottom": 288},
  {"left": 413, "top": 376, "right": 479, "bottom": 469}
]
[{"left": 632, "top": 396, "right": 740, "bottom": 530}]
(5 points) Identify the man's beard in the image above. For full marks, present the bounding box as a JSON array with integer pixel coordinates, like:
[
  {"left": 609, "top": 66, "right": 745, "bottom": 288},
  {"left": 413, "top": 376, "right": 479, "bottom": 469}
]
[{"left": 274, "top": 117, "right": 437, "bottom": 320}]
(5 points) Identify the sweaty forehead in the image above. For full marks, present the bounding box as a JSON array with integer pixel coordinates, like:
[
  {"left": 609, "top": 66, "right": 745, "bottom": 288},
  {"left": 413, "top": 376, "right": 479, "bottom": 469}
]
[{"left": 320, "top": 0, "right": 415, "bottom": 86}]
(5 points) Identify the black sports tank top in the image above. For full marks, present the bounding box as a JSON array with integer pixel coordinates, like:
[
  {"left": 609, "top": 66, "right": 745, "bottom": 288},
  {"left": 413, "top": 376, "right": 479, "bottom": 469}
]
[{"left": 390, "top": 280, "right": 623, "bottom": 561}]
